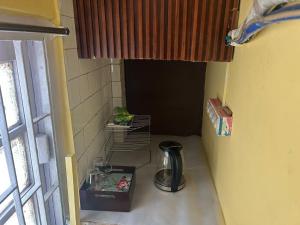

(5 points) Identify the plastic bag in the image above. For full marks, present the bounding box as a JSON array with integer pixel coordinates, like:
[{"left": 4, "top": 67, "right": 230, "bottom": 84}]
[
  {"left": 227, "top": 0, "right": 290, "bottom": 46},
  {"left": 246, "top": 0, "right": 289, "bottom": 22}
]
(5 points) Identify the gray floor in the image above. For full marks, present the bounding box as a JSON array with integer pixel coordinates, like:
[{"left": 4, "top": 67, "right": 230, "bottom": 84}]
[{"left": 81, "top": 135, "right": 225, "bottom": 225}]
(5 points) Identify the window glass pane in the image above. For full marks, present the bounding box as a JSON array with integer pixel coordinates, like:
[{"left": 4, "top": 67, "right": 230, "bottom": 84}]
[
  {"left": 45, "top": 188, "right": 63, "bottom": 225},
  {"left": 0, "top": 62, "right": 20, "bottom": 128},
  {"left": 23, "top": 198, "right": 38, "bottom": 225},
  {"left": 11, "top": 137, "right": 31, "bottom": 193},
  {"left": 0, "top": 146, "right": 11, "bottom": 195},
  {"left": 0, "top": 193, "right": 13, "bottom": 214},
  {"left": 26, "top": 41, "right": 50, "bottom": 119},
  {"left": 4, "top": 212, "right": 18, "bottom": 225},
  {"left": 3, "top": 198, "right": 38, "bottom": 225}
]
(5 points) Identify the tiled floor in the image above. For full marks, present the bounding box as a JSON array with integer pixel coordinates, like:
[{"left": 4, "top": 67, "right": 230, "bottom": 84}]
[{"left": 81, "top": 135, "right": 225, "bottom": 225}]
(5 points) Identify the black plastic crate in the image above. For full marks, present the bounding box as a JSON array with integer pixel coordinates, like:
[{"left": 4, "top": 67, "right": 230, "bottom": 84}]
[{"left": 80, "top": 166, "right": 136, "bottom": 212}]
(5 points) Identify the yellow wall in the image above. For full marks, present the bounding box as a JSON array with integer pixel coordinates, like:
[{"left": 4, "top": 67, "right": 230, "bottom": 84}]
[
  {"left": 0, "top": 0, "right": 59, "bottom": 24},
  {"left": 202, "top": 1, "right": 300, "bottom": 225}
]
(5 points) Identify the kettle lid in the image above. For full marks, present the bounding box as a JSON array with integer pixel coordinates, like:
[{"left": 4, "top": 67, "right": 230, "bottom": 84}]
[{"left": 159, "top": 141, "right": 183, "bottom": 152}]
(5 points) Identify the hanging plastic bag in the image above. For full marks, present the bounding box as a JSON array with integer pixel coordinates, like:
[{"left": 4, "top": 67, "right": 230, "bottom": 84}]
[
  {"left": 226, "top": 0, "right": 290, "bottom": 46},
  {"left": 247, "top": 0, "right": 289, "bottom": 22}
]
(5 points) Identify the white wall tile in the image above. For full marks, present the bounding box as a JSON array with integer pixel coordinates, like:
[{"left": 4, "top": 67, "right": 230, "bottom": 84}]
[
  {"left": 111, "top": 64, "right": 121, "bottom": 81},
  {"left": 79, "top": 59, "right": 109, "bottom": 75},
  {"left": 102, "top": 85, "right": 108, "bottom": 105},
  {"left": 61, "top": 16, "right": 77, "bottom": 49},
  {"left": 120, "top": 61, "right": 125, "bottom": 80},
  {"left": 71, "top": 104, "right": 85, "bottom": 134},
  {"left": 83, "top": 113, "right": 102, "bottom": 148},
  {"left": 97, "top": 130, "right": 106, "bottom": 151},
  {"left": 92, "top": 91, "right": 102, "bottom": 113},
  {"left": 83, "top": 91, "right": 101, "bottom": 124},
  {"left": 88, "top": 70, "right": 101, "bottom": 96},
  {"left": 98, "top": 89, "right": 105, "bottom": 109},
  {"left": 79, "top": 59, "right": 98, "bottom": 75},
  {"left": 112, "top": 82, "right": 122, "bottom": 98},
  {"left": 86, "top": 131, "right": 104, "bottom": 168},
  {"left": 99, "top": 65, "right": 110, "bottom": 88},
  {"left": 86, "top": 147, "right": 96, "bottom": 170},
  {"left": 74, "top": 130, "right": 85, "bottom": 160},
  {"left": 108, "top": 100, "right": 113, "bottom": 116},
  {"left": 103, "top": 84, "right": 112, "bottom": 105},
  {"left": 120, "top": 63, "right": 126, "bottom": 107},
  {"left": 79, "top": 75, "right": 89, "bottom": 101},
  {"left": 102, "top": 103, "right": 112, "bottom": 123},
  {"left": 110, "top": 58, "right": 122, "bottom": 65},
  {"left": 64, "top": 49, "right": 80, "bottom": 80},
  {"left": 67, "top": 77, "right": 81, "bottom": 109},
  {"left": 60, "top": 0, "right": 74, "bottom": 18},
  {"left": 77, "top": 154, "right": 88, "bottom": 183},
  {"left": 106, "top": 65, "right": 112, "bottom": 84},
  {"left": 99, "top": 106, "right": 107, "bottom": 127},
  {"left": 86, "top": 130, "right": 107, "bottom": 170},
  {"left": 113, "top": 97, "right": 123, "bottom": 108},
  {"left": 58, "top": 0, "right": 63, "bottom": 13},
  {"left": 86, "top": 134, "right": 98, "bottom": 155}
]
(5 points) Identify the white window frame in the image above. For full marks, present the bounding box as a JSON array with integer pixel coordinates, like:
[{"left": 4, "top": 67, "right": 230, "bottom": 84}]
[{"left": 0, "top": 38, "right": 65, "bottom": 225}]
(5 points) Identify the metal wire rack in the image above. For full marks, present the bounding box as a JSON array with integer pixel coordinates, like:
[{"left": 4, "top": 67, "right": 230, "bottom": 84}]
[{"left": 104, "top": 115, "right": 151, "bottom": 168}]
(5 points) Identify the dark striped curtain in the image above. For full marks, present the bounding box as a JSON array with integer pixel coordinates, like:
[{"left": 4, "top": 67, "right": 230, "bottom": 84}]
[{"left": 73, "top": 0, "right": 239, "bottom": 62}]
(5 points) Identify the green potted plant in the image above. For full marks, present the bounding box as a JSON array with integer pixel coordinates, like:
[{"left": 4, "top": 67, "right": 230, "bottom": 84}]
[{"left": 113, "top": 107, "right": 134, "bottom": 126}]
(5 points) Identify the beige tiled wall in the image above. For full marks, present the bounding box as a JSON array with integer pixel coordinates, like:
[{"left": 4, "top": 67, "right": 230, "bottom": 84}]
[
  {"left": 111, "top": 60, "right": 126, "bottom": 109},
  {"left": 60, "top": 0, "right": 113, "bottom": 183}
]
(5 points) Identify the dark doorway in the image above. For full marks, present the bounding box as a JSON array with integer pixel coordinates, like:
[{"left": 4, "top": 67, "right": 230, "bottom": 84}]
[{"left": 125, "top": 60, "right": 206, "bottom": 136}]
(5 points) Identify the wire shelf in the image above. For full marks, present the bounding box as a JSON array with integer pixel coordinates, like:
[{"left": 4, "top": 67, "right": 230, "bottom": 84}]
[
  {"left": 104, "top": 115, "right": 151, "bottom": 168},
  {"left": 105, "top": 115, "right": 151, "bottom": 132}
]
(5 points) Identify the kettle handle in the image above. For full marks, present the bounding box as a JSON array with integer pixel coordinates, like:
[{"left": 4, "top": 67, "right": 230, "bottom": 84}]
[{"left": 169, "top": 150, "right": 183, "bottom": 192}]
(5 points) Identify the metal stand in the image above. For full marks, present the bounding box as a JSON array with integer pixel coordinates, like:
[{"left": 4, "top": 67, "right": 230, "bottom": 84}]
[{"left": 104, "top": 115, "right": 151, "bottom": 169}]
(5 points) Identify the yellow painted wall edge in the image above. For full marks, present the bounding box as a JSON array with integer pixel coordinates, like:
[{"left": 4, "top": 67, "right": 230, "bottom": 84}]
[{"left": 202, "top": 0, "right": 300, "bottom": 225}]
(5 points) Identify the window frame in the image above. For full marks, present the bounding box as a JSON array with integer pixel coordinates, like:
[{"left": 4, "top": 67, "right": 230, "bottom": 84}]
[
  {"left": 0, "top": 60, "right": 34, "bottom": 197},
  {"left": 0, "top": 39, "right": 65, "bottom": 225}
]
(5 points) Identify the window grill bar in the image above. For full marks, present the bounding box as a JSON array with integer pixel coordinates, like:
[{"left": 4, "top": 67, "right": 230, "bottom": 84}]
[
  {"left": 13, "top": 41, "right": 48, "bottom": 225},
  {"left": 0, "top": 123, "right": 26, "bottom": 146},
  {"left": 0, "top": 89, "right": 25, "bottom": 225},
  {"left": 0, "top": 185, "right": 16, "bottom": 204},
  {"left": 20, "top": 183, "right": 40, "bottom": 205},
  {"left": 44, "top": 184, "right": 58, "bottom": 202},
  {"left": 33, "top": 112, "right": 50, "bottom": 124},
  {"left": 0, "top": 200, "right": 15, "bottom": 224},
  {"left": 0, "top": 23, "right": 69, "bottom": 36}
]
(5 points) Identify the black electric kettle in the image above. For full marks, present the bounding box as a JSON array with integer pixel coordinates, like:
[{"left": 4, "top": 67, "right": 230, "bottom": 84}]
[{"left": 154, "top": 141, "right": 185, "bottom": 192}]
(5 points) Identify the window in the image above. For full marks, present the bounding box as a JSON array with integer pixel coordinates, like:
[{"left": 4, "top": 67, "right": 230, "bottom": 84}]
[
  {"left": 0, "top": 40, "right": 64, "bottom": 225},
  {"left": 0, "top": 62, "right": 20, "bottom": 128}
]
